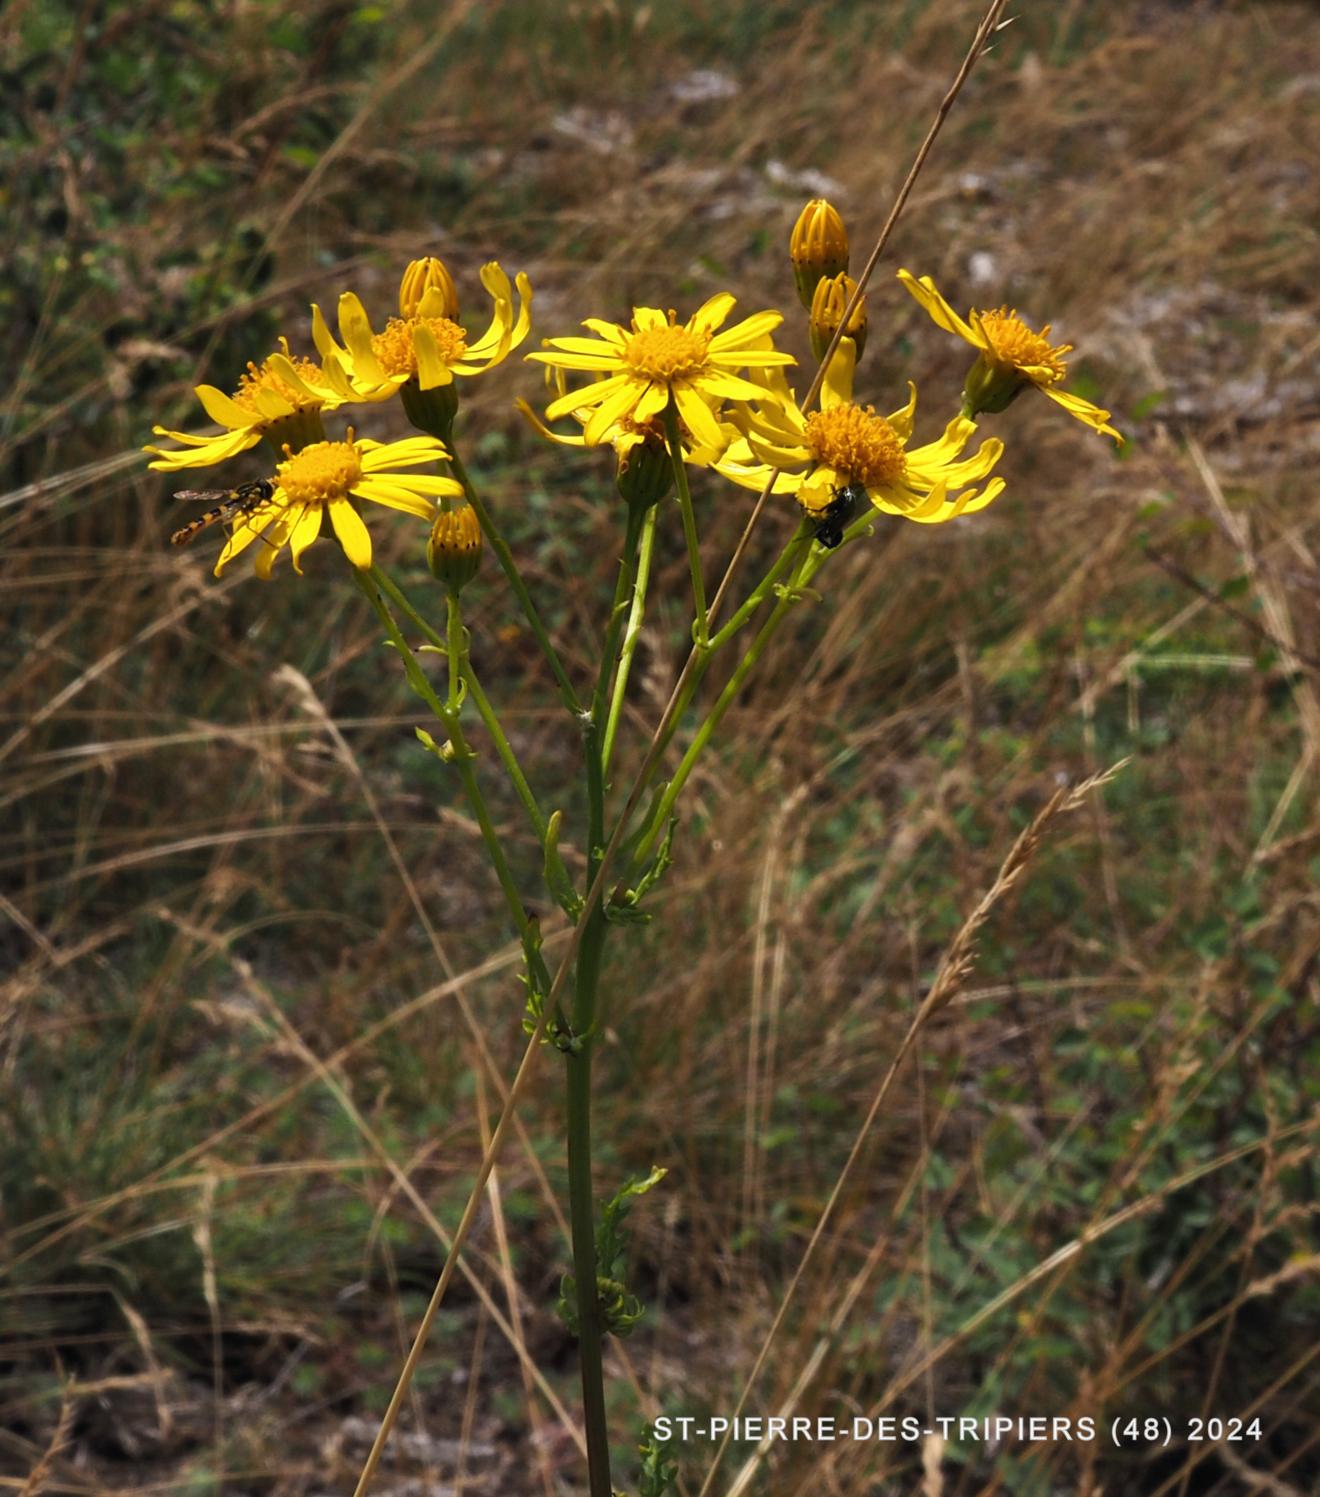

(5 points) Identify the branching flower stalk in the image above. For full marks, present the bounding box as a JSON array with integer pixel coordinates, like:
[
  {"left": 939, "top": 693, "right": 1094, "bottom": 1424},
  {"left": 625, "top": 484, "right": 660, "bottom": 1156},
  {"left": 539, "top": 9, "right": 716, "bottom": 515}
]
[
  {"left": 371, "top": 564, "right": 551, "bottom": 846},
  {"left": 603, "top": 502, "right": 659, "bottom": 772},
  {"left": 444, "top": 446, "right": 585, "bottom": 718},
  {"left": 663, "top": 402, "right": 710, "bottom": 648},
  {"left": 351, "top": 568, "right": 552, "bottom": 1001},
  {"left": 150, "top": 153, "right": 1118, "bottom": 1497}
]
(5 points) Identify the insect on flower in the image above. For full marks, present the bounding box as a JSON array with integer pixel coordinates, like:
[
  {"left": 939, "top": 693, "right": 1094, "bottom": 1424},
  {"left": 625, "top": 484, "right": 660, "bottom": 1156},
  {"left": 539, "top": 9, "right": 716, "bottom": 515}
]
[
  {"left": 170, "top": 478, "right": 277, "bottom": 546},
  {"left": 812, "top": 482, "right": 864, "bottom": 550}
]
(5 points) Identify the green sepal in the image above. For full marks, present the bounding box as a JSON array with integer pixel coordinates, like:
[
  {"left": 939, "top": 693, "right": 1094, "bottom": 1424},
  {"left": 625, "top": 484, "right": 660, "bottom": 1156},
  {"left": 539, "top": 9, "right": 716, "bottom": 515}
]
[{"left": 401, "top": 376, "right": 459, "bottom": 444}]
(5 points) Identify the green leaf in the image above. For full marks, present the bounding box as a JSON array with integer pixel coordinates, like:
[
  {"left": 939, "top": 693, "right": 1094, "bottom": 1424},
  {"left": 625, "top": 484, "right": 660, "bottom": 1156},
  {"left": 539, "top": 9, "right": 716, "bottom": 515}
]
[{"left": 543, "top": 809, "right": 584, "bottom": 918}]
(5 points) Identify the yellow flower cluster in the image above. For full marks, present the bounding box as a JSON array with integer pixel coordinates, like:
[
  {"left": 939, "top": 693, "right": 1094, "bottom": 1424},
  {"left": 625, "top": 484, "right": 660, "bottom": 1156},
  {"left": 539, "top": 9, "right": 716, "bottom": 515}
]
[
  {"left": 150, "top": 203, "right": 1121, "bottom": 579},
  {"left": 146, "top": 256, "right": 528, "bottom": 576},
  {"left": 523, "top": 200, "right": 1119, "bottom": 547}
]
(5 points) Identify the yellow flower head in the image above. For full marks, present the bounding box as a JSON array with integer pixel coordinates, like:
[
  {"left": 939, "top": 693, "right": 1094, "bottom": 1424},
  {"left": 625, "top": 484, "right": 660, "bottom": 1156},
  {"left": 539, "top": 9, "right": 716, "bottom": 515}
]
[
  {"left": 313, "top": 261, "right": 532, "bottom": 399},
  {"left": 208, "top": 433, "right": 462, "bottom": 579},
  {"left": 516, "top": 359, "right": 728, "bottom": 496},
  {"left": 898, "top": 269, "right": 1122, "bottom": 443},
  {"left": 427, "top": 500, "right": 482, "bottom": 592},
  {"left": 790, "top": 198, "right": 849, "bottom": 310},
  {"left": 526, "top": 294, "right": 795, "bottom": 456},
  {"left": 521, "top": 392, "right": 680, "bottom": 514},
  {"left": 809, "top": 273, "right": 867, "bottom": 363},
  {"left": 399, "top": 256, "right": 460, "bottom": 321},
  {"left": 717, "top": 340, "right": 1005, "bottom": 529},
  {"left": 145, "top": 339, "right": 340, "bottom": 471}
]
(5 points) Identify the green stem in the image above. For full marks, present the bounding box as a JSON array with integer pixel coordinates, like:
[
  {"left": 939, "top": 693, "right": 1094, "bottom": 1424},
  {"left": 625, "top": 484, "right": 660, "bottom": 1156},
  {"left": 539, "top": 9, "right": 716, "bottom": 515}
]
[
  {"left": 446, "top": 590, "right": 461, "bottom": 708},
  {"left": 583, "top": 499, "right": 644, "bottom": 882},
  {"left": 708, "top": 520, "right": 810, "bottom": 652},
  {"left": 461, "top": 664, "right": 549, "bottom": 844},
  {"left": 371, "top": 566, "right": 549, "bottom": 846},
  {"left": 447, "top": 447, "right": 585, "bottom": 719},
  {"left": 617, "top": 521, "right": 811, "bottom": 834},
  {"left": 356, "top": 567, "right": 554, "bottom": 1001},
  {"left": 593, "top": 502, "right": 645, "bottom": 741},
  {"left": 663, "top": 403, "right": 708, "bottom": 648},
  {"left": 631, "top": 546, "right": 821, "bottom": 871},
  {"left": 558, "top": 500, "right": 652, "bottom": 1497},
  {"left": 565, "top": 896, "right": 611, "bottom": 1497},
  {"left": 602, "top": 503, "right": 657, "bottom": 774}
]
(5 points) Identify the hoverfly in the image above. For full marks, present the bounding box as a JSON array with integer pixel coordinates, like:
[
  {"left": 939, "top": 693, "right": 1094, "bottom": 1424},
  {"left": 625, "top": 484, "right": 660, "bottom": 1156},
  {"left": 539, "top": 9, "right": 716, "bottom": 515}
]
[
  {"left": 811, "top": 481, "right": 864, "bottom": 550},
  {"left": 170, "top": 478, "right": 276, "bottom": 547}
]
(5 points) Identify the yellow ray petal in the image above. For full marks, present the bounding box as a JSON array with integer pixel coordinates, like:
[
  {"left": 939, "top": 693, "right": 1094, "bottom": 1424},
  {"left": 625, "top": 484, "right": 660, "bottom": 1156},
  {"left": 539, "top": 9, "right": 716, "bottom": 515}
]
[
  {"left": 631, "top": 381, "right": 671, "bottom": 424},
  {"left": 328, "top": 497, "right": 372, "bottom": 569},
  {"left": 413, "top": 322, "right": 456, "bottom": 390},
  {"left": 194, "top": 384, "right": 258, "bottom": 430},
  {"left": 544, "top": 372, "right": 631, "bottom": 422},
  {"left": 674, "top": 382, "right": 725, "bottom": 452},
  {"left": 360, "top": 438, "right": 449, "bottom": 471},
  {"left": 707, "top": 310, "right": 782, "bottom": 351},
  {"left": 311, "top": 303, "right": 342, "bottom": 361},
  {"left": 896, "top": 269, "right": 981, "bottom": 348},
  {"left": 908, "top": 477, "right": 1006, "bottom": 524},
  {"left": 581, "top": 318, "right": 628, "bottom": 343},
  {"left": 337, "top": 293, "right": 388, "bottom": 382},
  {"left": 1043, "top": 386, "right": 1123, "bottom": 442},
  {"left": 508, "top": 271, "right": 533, "bottom": 347},
  {"left": 539, "top": 336, "right": 623, "bottom": 359},
  {"left": 690, "top": 292, "right": 736, "bottom": 335},
  {"left": 250, "top": 384, "right": 296, "bottom": 420},
  {"left": 693, "top": 370, "right": 772, "bottom": 402},
  {"left": 255, "top": 509, "right": 298, "bottom": 579},
  {"left": 884, "top": 380, "right": 918, "bottom": 439},
  {"left": 265, "top": 352, "right": 321, "bottom": 404},
  {"left": 515, "top": 396, "right": 588, "bottom": 447},
  {"left": 584, "top": 379, "right": 644, "bottom": 445},
  {"left": 287, "top": 503, "right": 323, "bottom": 573},
  {"left": 213, "top": 501, "right": 281, "bottom": 575},
  {"left": 354, "top": 479, "right": 439, "bottom": 518},
  {"left": 527, "top": 349, "right": 622, "bottom": 372},
  {"left": 146, "top": 427, "right": 261, "bottom": 470},
  {"left": 718, "top": 348, "right": 796, "bottom": 368},
  {"left": 820, "top": 340, "right": 857, "bottom": 410}
]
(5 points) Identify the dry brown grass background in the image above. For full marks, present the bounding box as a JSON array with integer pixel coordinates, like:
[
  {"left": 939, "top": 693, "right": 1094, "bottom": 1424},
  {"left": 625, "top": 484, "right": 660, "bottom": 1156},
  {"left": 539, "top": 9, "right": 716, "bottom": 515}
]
[{"left": 2, "top": 1, "right": 1319, "bottom": 1493}]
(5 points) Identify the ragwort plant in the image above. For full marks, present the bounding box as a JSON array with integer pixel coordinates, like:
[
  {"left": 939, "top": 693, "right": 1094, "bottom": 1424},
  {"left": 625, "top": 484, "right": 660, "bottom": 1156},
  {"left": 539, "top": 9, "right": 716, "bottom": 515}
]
[{"left": 147, "top": 199, "right": 1118, "bottom": 1496}]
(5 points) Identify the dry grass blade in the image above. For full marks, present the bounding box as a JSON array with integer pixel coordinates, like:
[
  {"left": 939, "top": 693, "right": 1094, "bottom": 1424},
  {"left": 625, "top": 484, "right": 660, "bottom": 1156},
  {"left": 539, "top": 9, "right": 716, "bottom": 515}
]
[
  {"left": 1214, "top": 1446, "right": 1305, "bottom": 1497},
  {"left": 15, "top": 1384, "right": 75, "bottom": 1497},
  {"left": 876, "top": 1118, "right": 1319, "bottom": 1419},
  {"left": 718, "top": 760, "right": 1128, "bottom": 1497},
  {"left": 154, "top": 914, "right": 586, "bottom": 1467}
]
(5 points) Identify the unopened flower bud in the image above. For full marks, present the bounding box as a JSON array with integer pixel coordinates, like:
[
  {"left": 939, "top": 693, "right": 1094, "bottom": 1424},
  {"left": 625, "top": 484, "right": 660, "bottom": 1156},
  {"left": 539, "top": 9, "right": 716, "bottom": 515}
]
[
  {"left": 399, "top": 256, "right": 460, "bottom": 321},
  {"left": 790, "top": 199, "right": 849, "bottom": 310},
  {"left": 427, "top": 501, "right": 482, "bottom": 592},
  {"left": 615, "top": 431, "right": 673, "bottom": 513},
  {"left": 809, "top": 273, "right": 867, "bottom": 363}
]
